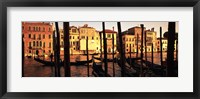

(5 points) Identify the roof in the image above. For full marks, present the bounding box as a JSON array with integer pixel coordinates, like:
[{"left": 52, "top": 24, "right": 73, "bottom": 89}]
[
  {"left": 22, "top": 22, "right": 52, "bottom": 26},
  {"left": 100, "top": 29, "right": 117, "bottom": 33}
]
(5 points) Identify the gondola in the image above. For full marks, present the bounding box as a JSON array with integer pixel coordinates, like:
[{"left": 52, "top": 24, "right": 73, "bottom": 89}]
[
  {"left": 34, "top": 58, "right": 92, "bottom": 66},
  {"left": 93, "top": 56, "right": 117, "bottom": 62},
  {"left": 116, "top": 58, "right": 138, "bottom": 77},
  {"left": 92, "top": 59, "right": 111, "bottom": 77}
]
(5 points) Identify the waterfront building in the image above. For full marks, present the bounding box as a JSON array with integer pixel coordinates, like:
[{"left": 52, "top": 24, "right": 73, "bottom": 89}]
[
  {"left": 22, "top": 22, "right": 53, "bottom": 57},
  {"left": 145, "top": 28, "right": 157, "bottom": 52},
  {"left": 122, "top": 33, "right": 135, "bottom": 53},
  {"left": 156, "top": 38, "right": 177, "bottom": 52},
  {"left": 79, "top": 24, "right": 100, "bottom": 54},
  {"left": 127, "top": 26, "right": 146, "bottom": 51},
  {"left": 100, "top": 29, "right": 117, "bottom": 54}
]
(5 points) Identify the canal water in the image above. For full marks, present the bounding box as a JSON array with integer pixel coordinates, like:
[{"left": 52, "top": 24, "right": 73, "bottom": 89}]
[{"left": 24, "top": 52, "right": 177, "bottom": 77}]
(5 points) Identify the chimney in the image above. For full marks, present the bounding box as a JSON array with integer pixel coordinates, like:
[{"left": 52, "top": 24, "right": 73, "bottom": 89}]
[{"left": 151, "top": 28, "right": 154, "bottom": 31}]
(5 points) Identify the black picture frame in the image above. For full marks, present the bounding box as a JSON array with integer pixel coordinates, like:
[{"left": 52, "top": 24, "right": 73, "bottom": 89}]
[{"left": 0, "top": 0, "right": 199, "bottom": 99}]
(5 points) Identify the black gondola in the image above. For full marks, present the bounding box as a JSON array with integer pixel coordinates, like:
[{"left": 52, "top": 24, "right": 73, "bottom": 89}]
[
  {"left": 92, "top": 59, "right": 111, "bottom": 77},
  {"left": 34, "top": 58, "right": 92, "bottom": 66}
]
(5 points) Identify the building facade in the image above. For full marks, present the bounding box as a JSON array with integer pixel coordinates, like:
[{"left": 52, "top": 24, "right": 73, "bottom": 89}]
[
  {"left": 79, "top": 24, "right": 100, "bottom": 54},
  {"left": 156, "top": 38, "right": 177, "bottom": 52},
  {"left": 122, "top": 34, "right": 135, "bottom": 53},
  {"left": 22, "top": 22, "right": 53, "bottom": 57},
  {"left": 100, "top": 29, "right": 117, "bottom": 54},
  {"left": 145, "top": 28, "right": 157, "bottom": 52}
]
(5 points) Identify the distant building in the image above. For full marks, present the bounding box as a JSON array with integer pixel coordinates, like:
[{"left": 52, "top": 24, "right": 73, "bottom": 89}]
[
  {"left": 145, "top": 28, "right": 157, "bottom": 52},
  {"left": 79, "top": 24, "right": 100, "bottom": 54},
  {"left": 127, "top": 26, "right": 146, "bottom": 49},
  {"left": 100, "top": 29, "right": 117, "bottom": 54},
  {"left": 22, "top": 22, "right": 53, "bottom": 57},
  {"left": 122, "top": 34, "right": 135, "bottom": 53},
  {"left": 156, "top": 38, "right": 177, "bottom": 52}
]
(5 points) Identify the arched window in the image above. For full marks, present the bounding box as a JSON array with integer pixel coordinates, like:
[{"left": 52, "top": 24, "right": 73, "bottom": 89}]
[
  {"left": 40, "top": 41, "right": 42, "bottom": 47},
  {"left": 36, "top": 41, "right": 39, "bottom": 47},
  {"left": 33, "top": 41, "right": 35, "bottom": 47}
]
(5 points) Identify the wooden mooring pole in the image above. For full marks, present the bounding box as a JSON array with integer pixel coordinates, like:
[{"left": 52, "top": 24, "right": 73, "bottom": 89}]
[
  {"left": 167, "top": 22, "right": 176, "bottom": 77},
  {"left": 160, "top": 27, "right": 163, "bottom": 76},
  {"left": 100, "top": 32, "right": 102, "bottom": 59},
  {"left": 129, "top": 44, "right": 132, "bottom": 67},
  {"left": 136, "top": 34, "right": 139, "bottom": 58},
  {"left": 117, "top": 22, "right": 125, "bottom": 77},
  {"left": 176, "top": 40, "right": 178, "bottom": 61},
  {"left": 53, "top": 30, "right": 58, "bottom": 77},
  {"left": 140, "top": 24, "right": 144, "bottom": 77},
  {"left": 63, "top": 22, "right": 71, "bottom": 77},
  {"left": 102, "top": 22, "right": 108, "bottom": 77},
  {"left": 151, "top": 44, "right": 154, "bottom": 68},
  {"left": 22, "top": 36, "right": 24, "bottom": 77},
  {"left": 144, "top": 31, "right": 147, "bottom": 69},
  {"left": 112, "top": 27, "right": 115, "bottom": 77},
  {"left": 86, "top": 36, "right": 89, "bottom": 77},
  {"left": 55, "top": 22, "right": 61, "bottom": 77}
]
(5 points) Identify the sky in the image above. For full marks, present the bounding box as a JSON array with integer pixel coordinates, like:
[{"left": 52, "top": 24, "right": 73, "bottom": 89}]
[{"left": 53, "top": 21, "right": 179, "bottom": 38}]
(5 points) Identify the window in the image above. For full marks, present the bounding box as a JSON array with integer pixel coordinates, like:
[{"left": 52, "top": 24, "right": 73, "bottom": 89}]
[
  {"left": 49, "top": 50, "right": 51, "bottom": 53},
  {"left": 70, "top": 36, "right": 71, "bottom": 39},
  {"left": 43, "top": 42, "right": 45, "bottom": 47},
  {"left": 33, "top": 41, "right": 35, "bottom": 47},
  {"left": 33, "top": 34, "right": 36, "bottom": 40},
  {"left": 29, "top": 42, "right": 31, "bottom": 47},
  {"left": 43, "top": 27, "right": 45, "bottom": 32},
  {"left": 61, "top": 41, "right": 64, "bottom": 46},
  {"left": 132, "top": 38, "right": 134, "bottom": 41},
  {"left": 29, "top": 34, "right": 31, "bottom": 38},
  {"left": 73, "top": 42, "right": 75, "bottom": 46},
  {"left": 107, "top": 34, "right": 111, "bottom": 38},
  {"left": 22, "top": 26, "right": 24, "bottom": 30},
  {"left": 81, "top": 36, "right": 85, "bottom": 39},
  {"left": 129, "top": 38, "right": 131, "bottom": 41},
  {"left": 72, "top": 29, "right": 76, "bottom": 33},
  {"left": 29, "top": 27, "right": 31, "bottom": 31},
  {"left": 49, "top": 35, "right": 51, "bottom": 39},
  {"left": 39, "top": 27, "right": 40, "bottom": 31},
  {"left": 127, "top": 44, "right": 128, "bottom": 47},
  {"left": 97, "top": 47, "right": 98, "bottom": 50},
  {"left": 49, "top": 28, "right": 51, "bottom": 32},
  {"left": 36, "top": 27, "right": 38, "bottom": 31},
  {"left": 96, "top": 37, "right": 98, "bottom": 40},
  {"left": 77, "top": 36, "right": 79, "bottom": 39},
  {"left": 36, "top": 41, "right": 39, "bottom": 47},
  {"left": 43, "top": 34, "right": 45, "bottom": 39},
  {"left": 92, "top": 36, "right": 94, "bottom": 40},
  {"left": 49, "top": 42, "right": 51, "bottom": 48},
  {"left": 73, "top": 36, "right": 74, "bottom": 39},
  {"left": 33, "top": 27, "right": 35, "bottom": 31},
  {"left": 126, "top": 49, "right": 128, "bottom": 51},
  {"left": 40, "top": 41, "right": 42, "bottom": 47},
  {"left": 29, "top": 50, "right": 31, "bottom": 53},
  {"left": 126, "top": 38, "right": 128, "bottom": 41},
  {"left": 39, "top": 34, "right": 41, "bottom": 40},
  {"left": 74, "top": 48, "right": 76, "bottom": 50}
]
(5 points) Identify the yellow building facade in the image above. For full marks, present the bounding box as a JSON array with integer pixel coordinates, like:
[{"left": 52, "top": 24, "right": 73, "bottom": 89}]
[
  {"left": 79, "top": 24, "right": 100, "bottom": 54},
  {"left": 122, "top": 34, "right": 135, "bottom": 53}
]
